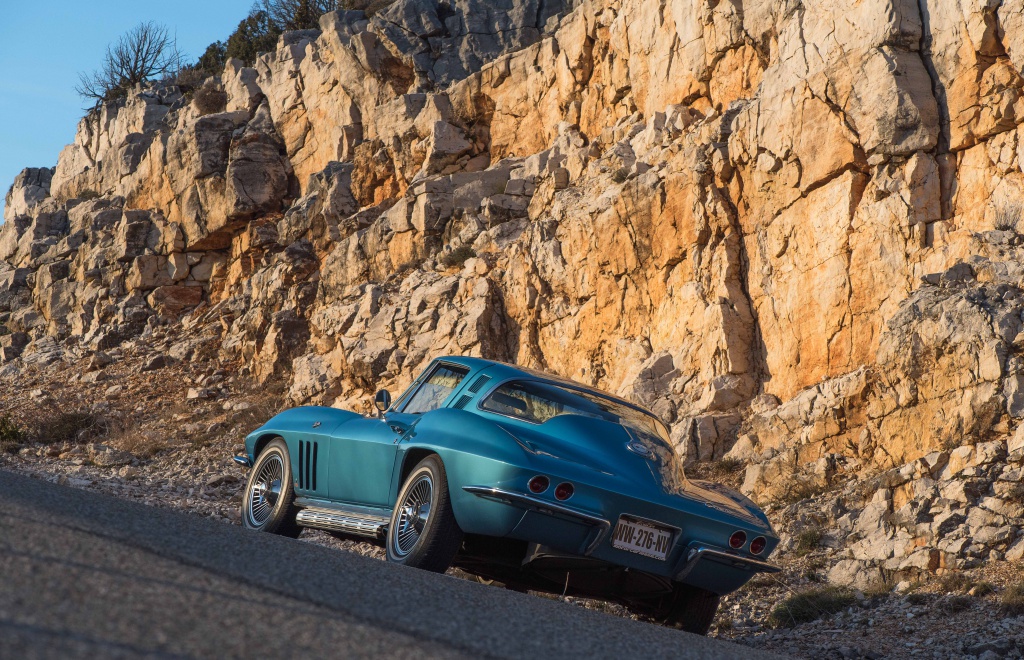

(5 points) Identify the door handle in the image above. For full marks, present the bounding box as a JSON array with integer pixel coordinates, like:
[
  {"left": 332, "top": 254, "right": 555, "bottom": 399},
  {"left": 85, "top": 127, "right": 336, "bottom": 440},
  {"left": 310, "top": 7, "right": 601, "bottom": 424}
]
[{"left": 389, "top": 424, "right": 408, "bottom": 434}]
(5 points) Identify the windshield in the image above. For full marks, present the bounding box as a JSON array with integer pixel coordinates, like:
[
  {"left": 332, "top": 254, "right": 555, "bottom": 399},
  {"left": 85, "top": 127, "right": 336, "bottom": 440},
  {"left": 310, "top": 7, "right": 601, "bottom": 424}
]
[{"left": 479, "top": 379, "right": 671, "bottom": 442}]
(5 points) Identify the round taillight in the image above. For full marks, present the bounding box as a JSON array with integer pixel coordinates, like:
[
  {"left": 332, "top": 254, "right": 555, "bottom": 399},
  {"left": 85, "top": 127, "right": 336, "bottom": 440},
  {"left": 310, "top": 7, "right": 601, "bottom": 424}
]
[
  {"left": 729, "top": 531, "right": 747, "bottom": 550},
  {"left": 554, "top": 482, "right": 574, "bottom": 501},
  {"left": 750, "top": 536, "right": 767, "bottom": 555},
  {"left": 528, "top": 476, "right": 549, "bottom": 494}
]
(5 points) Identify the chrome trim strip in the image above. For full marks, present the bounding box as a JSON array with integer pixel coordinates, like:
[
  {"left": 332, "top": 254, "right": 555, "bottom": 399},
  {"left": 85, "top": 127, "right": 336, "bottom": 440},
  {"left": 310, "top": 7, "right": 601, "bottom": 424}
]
[
  {"left": 232, "top": 455, "right": 252, "bottom": 468},
  {"left": 295, "top": 506, "right": 389, "bottom": 538},
  {"left": 674, "top": 545, "right": 781, "bottom": 581},
  {"left": 463, "top": 486, "right": 611, "bottom": 555},
  {"left": 293, "top": 497, "right": 391, "bottom": 519}
]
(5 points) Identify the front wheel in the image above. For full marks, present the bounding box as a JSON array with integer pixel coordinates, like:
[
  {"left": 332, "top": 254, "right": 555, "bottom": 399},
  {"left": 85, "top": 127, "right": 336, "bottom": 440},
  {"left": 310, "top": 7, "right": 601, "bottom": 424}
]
[
  {"left": 386, "top": 455, "right": 463, "bottom": 572},
  {"left": 241, "top": 438, "right": 301, "bottom": 538},
  {"left": 647, "top": 583, "right": 721, "bottom": 635}
]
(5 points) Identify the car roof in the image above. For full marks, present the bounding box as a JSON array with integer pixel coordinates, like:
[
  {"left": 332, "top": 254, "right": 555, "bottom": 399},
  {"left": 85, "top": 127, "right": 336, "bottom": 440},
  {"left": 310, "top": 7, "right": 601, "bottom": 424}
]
[{"left": 435, "top": 356, "right": 658, "bottom": 418}]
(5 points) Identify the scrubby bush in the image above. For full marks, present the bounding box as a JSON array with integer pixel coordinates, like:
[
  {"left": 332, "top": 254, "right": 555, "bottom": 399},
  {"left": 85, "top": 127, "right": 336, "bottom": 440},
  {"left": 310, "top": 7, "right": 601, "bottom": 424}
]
[
  {"left": 1001, "top": 583, "right": 1024, "bottom": 615},
  {"left": 937, "top": 572, "right": 974, "bottom": 594},
  {"left": 937, "top": 595, "right": 973, "bottom": 614},
  {"left": 440, "top": 245, "right": 476, "bottom": 269},
  {"left": 34, "top": 409, "right": 104, "bottom": 445},
  {"left": 794, "top": 529, "right": 823, "bottom": 557},
  {"left": 193, "top": 84, "right": 228, "bottom": 115},
  {"left": 0, "top": 415, "right": 25, "bottom": 453},
  {"left": 77, "top": 22, "right": 184, "bottom": 107},
  {"left": 172, "top": 65, "right": 209, "bottom": 92},
  {"left": 994, "top": 200, "right": 1023, "bottom": 232},
  {"left": 768, "top": 586, "right": 857, "bottom": 628}
]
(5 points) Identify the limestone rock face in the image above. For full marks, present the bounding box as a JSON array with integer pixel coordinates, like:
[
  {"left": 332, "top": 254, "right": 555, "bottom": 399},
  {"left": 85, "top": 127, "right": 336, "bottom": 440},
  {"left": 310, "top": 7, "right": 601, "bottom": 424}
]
[{"left": 9, "top": 0, "right": 1024, "bottom": 582}]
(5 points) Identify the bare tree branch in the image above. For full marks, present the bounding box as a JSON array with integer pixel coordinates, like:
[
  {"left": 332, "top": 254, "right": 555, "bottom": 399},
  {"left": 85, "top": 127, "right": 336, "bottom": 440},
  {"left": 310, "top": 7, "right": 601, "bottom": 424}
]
[{"left": 76, "top": 22, "right": 184, "bottom": 107}]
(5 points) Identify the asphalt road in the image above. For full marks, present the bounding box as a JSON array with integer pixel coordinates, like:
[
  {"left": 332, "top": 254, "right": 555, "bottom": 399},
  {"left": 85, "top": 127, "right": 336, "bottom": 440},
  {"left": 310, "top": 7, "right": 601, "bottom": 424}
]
[{"left": 0, "top": 470, "right": 783, "bottom": 659}]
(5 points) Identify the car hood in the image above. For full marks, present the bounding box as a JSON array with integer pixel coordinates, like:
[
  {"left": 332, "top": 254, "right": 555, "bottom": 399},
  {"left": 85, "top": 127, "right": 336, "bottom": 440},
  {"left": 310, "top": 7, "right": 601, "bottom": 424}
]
[{"left": 499, "top": 414, "right": 770, "bottom": 529}]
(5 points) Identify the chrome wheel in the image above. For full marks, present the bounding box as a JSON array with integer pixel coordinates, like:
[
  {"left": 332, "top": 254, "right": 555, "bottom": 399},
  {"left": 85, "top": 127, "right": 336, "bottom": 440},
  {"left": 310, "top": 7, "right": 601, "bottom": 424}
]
[
  {"left": 247, "top": 453, "right": 284, "bottom": 527},
  {"left": 392, "top": 473, "right": 433, "bottom": 557}
]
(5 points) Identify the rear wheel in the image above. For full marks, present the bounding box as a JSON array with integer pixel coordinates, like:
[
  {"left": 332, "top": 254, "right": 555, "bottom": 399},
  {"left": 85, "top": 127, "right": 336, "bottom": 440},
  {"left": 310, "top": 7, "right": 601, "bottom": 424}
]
[
  {"left": 648, "top": 583, "right": 721, "bottom": 635},
  {"left": 241, "top": 438, "right": 301, "bottom": 538},
  {"left": 386, "top": 455, "right": 463, "bottom": 572}
]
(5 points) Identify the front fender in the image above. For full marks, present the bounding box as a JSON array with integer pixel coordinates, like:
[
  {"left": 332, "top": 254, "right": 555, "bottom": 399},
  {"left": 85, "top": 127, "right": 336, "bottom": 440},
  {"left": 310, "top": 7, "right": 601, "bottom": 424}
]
[{"left": 244, "top": 406, "right": 363, "bottom": 460}]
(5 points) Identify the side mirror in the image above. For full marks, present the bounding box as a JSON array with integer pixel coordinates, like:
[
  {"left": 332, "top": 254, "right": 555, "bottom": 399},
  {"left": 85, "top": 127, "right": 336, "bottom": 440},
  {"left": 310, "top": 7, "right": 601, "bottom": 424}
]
[{"left": 374, "top": 389, "right": 392, "bottom": 416}]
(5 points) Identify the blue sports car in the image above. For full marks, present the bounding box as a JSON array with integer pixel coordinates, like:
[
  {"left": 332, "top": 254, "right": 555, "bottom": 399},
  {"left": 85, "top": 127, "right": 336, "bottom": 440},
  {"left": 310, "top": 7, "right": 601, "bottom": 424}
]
[{"left": 234, "top": 356, "right": 779, "bottom": 634}]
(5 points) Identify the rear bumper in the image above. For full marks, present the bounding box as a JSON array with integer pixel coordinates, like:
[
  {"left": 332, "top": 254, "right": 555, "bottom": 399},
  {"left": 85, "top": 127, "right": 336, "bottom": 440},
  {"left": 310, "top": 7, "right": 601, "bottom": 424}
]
[
  {"left": 462, "top": 486, "right": 611, "bottom": 554},
  {"left": 462, "top": 484, "right": 779, "bottom": 594}
]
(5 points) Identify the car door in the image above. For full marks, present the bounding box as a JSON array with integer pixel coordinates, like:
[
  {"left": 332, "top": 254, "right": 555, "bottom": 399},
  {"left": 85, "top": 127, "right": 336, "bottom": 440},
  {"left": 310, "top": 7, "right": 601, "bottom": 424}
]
[{"left": 328, "top": 362, "right": 471, "bottom": 507}]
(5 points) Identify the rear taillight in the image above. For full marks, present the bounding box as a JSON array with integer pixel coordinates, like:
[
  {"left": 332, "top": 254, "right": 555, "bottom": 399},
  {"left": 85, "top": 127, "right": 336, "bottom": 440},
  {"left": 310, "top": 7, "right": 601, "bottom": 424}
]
[
  {"left": 528, "top": 476, "right": 549, "bottom": 494},
  {"left": 554, "top": 482, "right": 574, "bottom": 501},
  {"left": 729, "top": 531, "right": 746, "bottom": 549},
  {"left": 750, "top": 536, "right": 767, "bottom": 555}
]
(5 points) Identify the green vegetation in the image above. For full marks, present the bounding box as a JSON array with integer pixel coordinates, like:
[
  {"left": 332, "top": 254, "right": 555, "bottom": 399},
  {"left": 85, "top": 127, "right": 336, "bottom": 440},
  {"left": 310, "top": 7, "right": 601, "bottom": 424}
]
[
  {"left": 938, "top": 572, "right": 975, "bottom": 594},
  {"left": 35, "top": 410, "right": 103, "bottom": 445},
  {"left": 794, "top": 528, "right": 823, "bottom": 557},
  {"left": 0, "top": 415, "right": 26, "bottom": 453},
  {"left": 708, "top": 457, "right": 743, "bottom": 477},
  {"left": 994, "top": 200, "right": 1023, "bottom": 232},
  {"left": 768, "top": 586, "right": 857, "bottom": 628},
  {"left": 778, "top": 478, "right": 830, "bottom": 505},
  {"left": 938, "top": 595, "right": 973, "bottom": 614},
  {"left": 194, "top": 1, "right": 397, "bottom": 74},
  {"left": 440, "top": 245, "right": 476, "bottom": 269},
  {"left": 1000, "top": 583, "right": 1024, "bottom": 615}
]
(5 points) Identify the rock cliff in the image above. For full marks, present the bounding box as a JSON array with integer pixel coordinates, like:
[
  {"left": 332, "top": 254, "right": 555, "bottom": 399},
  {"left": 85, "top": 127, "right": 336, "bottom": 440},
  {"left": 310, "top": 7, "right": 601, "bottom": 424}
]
[{"left": 6, "top": 0, "right": 1024, "bottom": 588}]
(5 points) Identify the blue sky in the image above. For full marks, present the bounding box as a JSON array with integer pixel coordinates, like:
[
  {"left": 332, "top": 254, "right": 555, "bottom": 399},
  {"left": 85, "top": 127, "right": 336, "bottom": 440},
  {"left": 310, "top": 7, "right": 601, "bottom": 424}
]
[{"left": 0, "top": 0, "right": 254, "bottom": 219}]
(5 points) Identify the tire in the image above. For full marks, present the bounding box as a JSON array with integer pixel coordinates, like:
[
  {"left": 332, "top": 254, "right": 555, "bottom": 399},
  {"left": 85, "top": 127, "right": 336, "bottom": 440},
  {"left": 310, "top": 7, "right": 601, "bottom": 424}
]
[
  {"left": 650, "top": 583, "right": 721, "bottom": 635},
  {"left": 386, "top": 455, "right": 463, "bottom": 572},
  {"left": 241, "top": 438, "right": 302, "bottom": 538}
]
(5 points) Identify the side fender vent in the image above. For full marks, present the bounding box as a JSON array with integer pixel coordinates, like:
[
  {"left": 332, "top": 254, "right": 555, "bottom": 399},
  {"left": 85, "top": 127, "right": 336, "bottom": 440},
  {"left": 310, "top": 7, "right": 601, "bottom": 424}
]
[
  {"left": 298, "top": 440, "right": 318, "bottom": 491},
  {"left": 452, "top": 395, "right": 473, "bottom": 410},
  {"left": 468, "top": 374, "right": 491, "bottom": 393}
]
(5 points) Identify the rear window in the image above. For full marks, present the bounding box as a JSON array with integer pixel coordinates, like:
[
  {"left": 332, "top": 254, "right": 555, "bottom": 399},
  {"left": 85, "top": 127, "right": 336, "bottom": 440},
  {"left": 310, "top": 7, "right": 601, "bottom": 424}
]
[{"left": 479, "top": 379, "right": 670, "bottom": 442}]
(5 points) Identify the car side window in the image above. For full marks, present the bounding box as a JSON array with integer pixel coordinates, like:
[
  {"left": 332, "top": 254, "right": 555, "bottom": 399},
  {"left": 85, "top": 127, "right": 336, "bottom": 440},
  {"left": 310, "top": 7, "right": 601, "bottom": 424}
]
[{"left": 401, "top": 364, "right": 470, "bottom": 414}]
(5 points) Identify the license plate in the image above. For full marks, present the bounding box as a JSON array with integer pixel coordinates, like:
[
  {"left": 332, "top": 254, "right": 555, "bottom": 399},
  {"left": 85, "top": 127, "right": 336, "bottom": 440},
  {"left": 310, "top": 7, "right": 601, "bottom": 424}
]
[{"left": 611, "top": 516, "right": 674, "bottom": 560}]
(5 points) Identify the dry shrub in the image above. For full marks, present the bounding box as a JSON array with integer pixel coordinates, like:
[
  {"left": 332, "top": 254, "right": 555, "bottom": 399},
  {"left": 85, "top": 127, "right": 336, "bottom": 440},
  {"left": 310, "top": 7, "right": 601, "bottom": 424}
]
[
  {"left": 1000, "top": 583, "right": 1024, "bottom": 615},
  {"left": 440, "top": 245, "right": 475, "bottom": 269},
  {"left": 193, "top": 84, "right": 227, "bottom": 115},
  {"left": 105, "top": 428, "right": 169, "bottom": 459},
  {"left": 34, "top": 408, "right": 105, "bottom": 445},
  {"left": 0, "top": 415, "right": 25, "bottom": 453},
  {"left": 768, "top": 586, "right": 857, "bottom": 628},
  {"left": 794, "top": 528, "right": 823, "bottom": 557},
  {"left": 778, "top": 478, "right": 830, "bottom": 505},
  {"left": 995, "top": 200, "right": 1023, "bottom": 231},
  {"left": 938, "top": 572, "right": 974, "bottom": 594}
]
